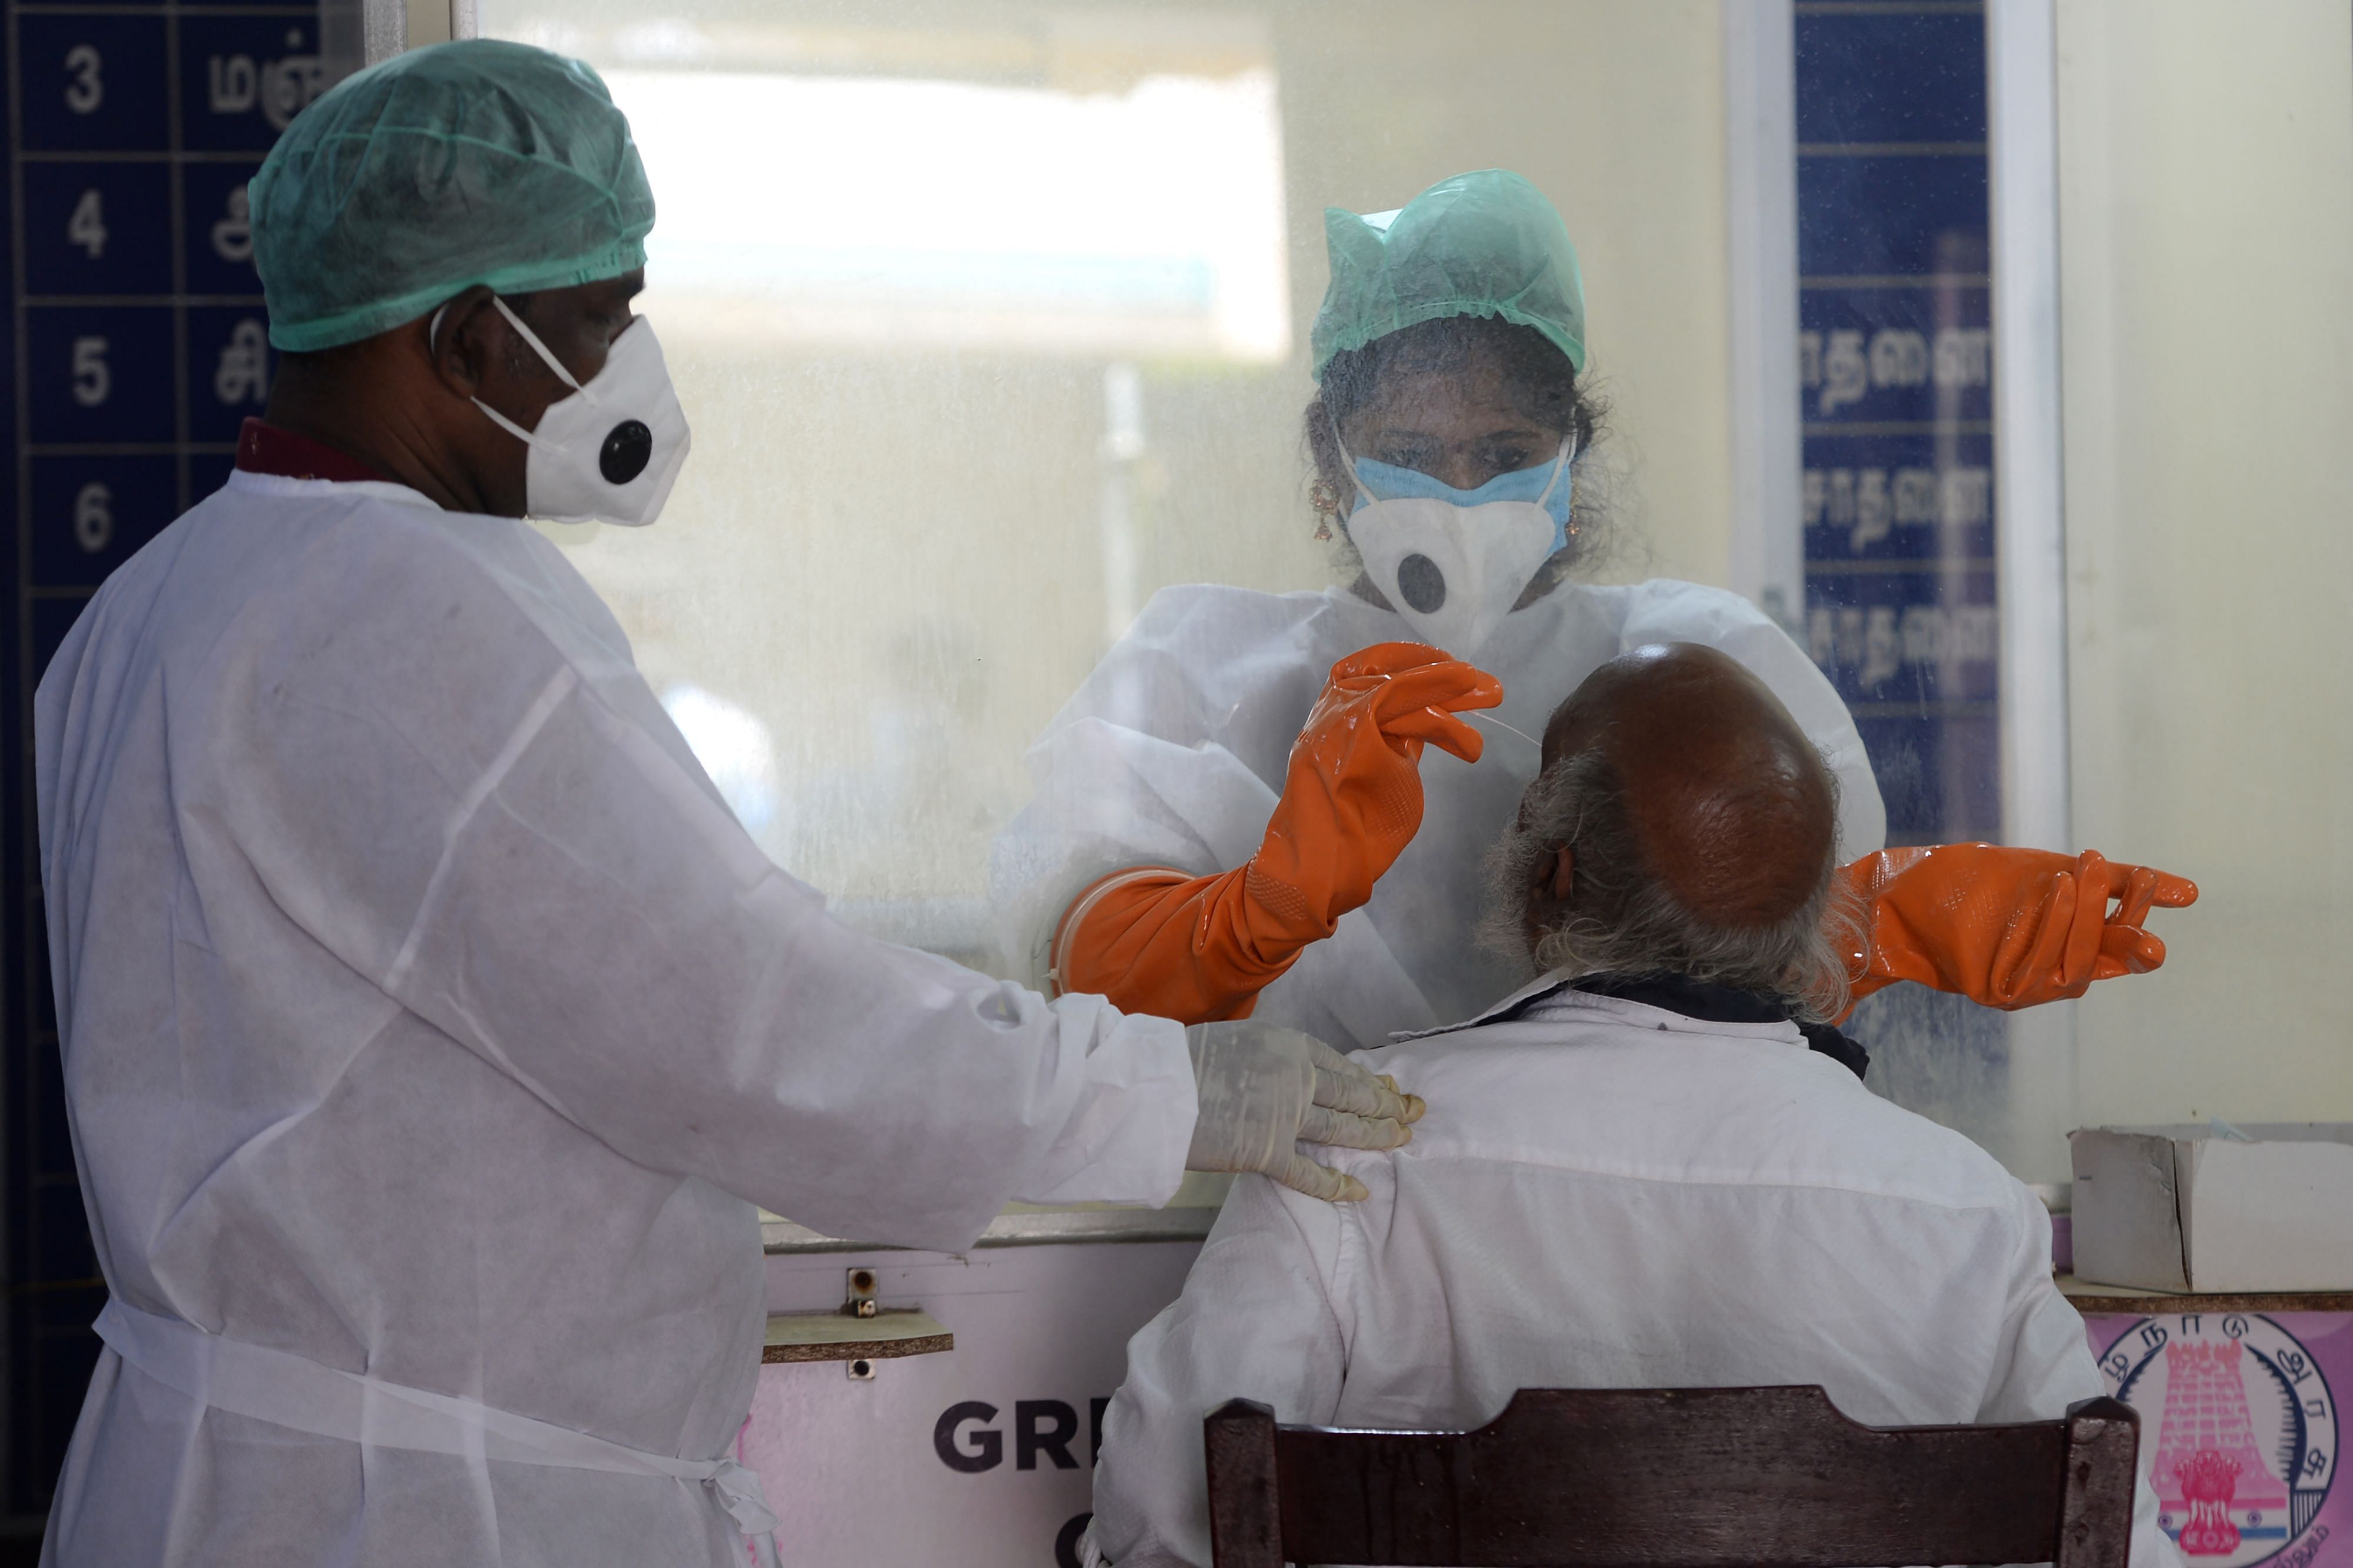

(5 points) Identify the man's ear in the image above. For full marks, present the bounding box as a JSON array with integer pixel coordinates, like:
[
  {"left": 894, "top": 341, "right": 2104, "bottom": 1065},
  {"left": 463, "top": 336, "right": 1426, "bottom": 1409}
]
[
  {"left": 1524, "top": 842, "right": 1575, "bottom": 939},
  {"left": 1545, "top": 843, "right": 1575, "bottom": 903},
  {"left": 425, "top": 285, "right": 506, "bottom": 402}
]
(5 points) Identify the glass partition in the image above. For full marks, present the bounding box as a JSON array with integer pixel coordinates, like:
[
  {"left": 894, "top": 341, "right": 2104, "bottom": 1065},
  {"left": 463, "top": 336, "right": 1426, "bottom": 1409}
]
[
  {"left": 478, "top": 0, "right": 1746, "bottom": 972},
  {"left": 471, "top": 0, "right": 2353, "bottom": 1183}
]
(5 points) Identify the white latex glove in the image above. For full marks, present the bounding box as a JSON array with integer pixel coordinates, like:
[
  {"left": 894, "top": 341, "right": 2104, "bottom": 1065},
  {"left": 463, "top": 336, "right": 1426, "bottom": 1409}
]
[{"left": 1183, "top": 1020, "right": 1424, "bottom": 1202}]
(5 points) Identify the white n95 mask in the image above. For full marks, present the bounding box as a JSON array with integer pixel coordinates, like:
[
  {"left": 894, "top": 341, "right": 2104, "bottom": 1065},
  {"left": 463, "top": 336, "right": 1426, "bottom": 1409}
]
[
  {"left": 1339, "top": 433, "right": 1577, "bottom": 658},
  {"left": 438, "top": 296, "right": 692, "bottom": 527}
]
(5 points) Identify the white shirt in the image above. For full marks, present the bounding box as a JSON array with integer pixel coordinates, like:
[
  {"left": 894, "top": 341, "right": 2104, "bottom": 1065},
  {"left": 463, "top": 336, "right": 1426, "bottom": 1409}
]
[
  {"left": 1090, "top": 979, "right": 2175, "bottom": 1568},
  {"left": 36, "top": 471, "right": 1195, "bottom": 1567},
  {"left": 990, "top": 578, "right": 1885, "bottom": 1053}
]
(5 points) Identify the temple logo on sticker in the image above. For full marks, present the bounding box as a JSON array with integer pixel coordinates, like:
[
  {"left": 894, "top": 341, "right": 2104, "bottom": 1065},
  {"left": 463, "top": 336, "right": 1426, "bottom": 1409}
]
[{"left": 2101, "top": 1314, "right": 2337, "bottom": 1564}]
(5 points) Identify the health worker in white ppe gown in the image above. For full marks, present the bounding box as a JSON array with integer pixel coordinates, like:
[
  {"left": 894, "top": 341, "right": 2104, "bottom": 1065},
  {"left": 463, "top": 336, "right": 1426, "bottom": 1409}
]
[
  {"left": 994, "top": 169, "right": 2195, "bottom": 1051},
  {"left": 33, "top": 42, "right": 1415, "bottom": 1568}
]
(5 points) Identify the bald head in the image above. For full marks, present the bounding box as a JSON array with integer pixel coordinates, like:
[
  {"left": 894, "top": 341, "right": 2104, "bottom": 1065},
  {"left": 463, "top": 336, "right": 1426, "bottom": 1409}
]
[
  {"left": 1541, "top": 643, "right": 1836, "bottom": 928},
  {"left": 1479, "top": 643, "right": 1849, "bottom": 1017}
]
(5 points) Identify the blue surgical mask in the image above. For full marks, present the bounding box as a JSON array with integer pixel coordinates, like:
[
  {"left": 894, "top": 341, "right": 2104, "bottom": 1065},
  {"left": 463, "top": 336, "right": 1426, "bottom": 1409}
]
[{"left": 1348, "top": 444, "right": 1578, "bottom": 555}]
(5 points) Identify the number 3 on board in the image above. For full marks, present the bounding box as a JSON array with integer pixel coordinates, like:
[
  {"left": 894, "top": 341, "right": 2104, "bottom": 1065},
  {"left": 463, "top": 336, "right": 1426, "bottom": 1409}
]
[{"left": 64, "top": 45, "right": 102, "bottom": 115}]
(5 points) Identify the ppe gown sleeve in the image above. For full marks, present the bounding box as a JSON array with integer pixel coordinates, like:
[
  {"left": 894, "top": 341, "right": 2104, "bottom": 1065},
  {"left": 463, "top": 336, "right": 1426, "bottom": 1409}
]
[
  {"left": 1089, "top": 1172, "right": 1349, "bottom": 1568},
  {"left": 1616, "top": 581, "right": 1886, "bottom": 859},
  {"left": 204, "top": 534, "right": 1195, "bottom": 1252},
  {"left": 1976, "top": 1188, "right": 2184, "bottom": 1568},
  {"left": 991, "top": 586, "right": 1326, "bottom": 987}
]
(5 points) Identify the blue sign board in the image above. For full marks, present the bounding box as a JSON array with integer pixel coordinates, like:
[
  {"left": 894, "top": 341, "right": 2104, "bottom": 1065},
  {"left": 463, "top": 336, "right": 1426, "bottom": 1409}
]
[
  {"left": 1795, "top": 0, "right": 2008, "bottom": 1129},
  {"left": 1796, "top": 0, "right": 1997, "bottom": 846},
  {"left": 0, "top": 1, "right": 329, "bottom": 1517}
]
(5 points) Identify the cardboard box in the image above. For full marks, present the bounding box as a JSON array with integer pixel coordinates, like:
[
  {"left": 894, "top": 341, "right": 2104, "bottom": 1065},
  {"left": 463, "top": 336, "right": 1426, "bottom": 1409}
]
[{"left": 2069, "top": 1123, "right": 2353, "bottom": 1293}]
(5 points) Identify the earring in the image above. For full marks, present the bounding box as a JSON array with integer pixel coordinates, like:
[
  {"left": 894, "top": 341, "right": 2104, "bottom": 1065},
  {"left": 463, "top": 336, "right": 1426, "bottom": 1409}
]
[{"left": 1309, "top": 479, "right": 1341, "bottom": 542}]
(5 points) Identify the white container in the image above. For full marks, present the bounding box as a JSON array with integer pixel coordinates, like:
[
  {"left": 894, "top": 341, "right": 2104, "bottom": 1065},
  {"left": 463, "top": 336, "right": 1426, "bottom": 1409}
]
[
  {"left": 2069, "top": 1123, "right": 2353, "bottom": 1293},
  {"left": 744, "top": 1199, "right": 1220, "bottom": 1567}
]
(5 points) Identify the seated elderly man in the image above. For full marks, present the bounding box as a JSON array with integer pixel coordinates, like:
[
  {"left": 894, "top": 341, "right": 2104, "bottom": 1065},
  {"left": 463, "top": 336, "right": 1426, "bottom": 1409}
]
[{"left": 1086, "top": 642, "right": 2174, "bottom": 1568}]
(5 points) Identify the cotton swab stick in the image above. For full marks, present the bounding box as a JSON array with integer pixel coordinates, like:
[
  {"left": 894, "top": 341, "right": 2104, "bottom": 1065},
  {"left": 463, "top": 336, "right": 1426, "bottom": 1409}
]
[
  {"left": 1366, "top": 669, "right": 1540, "bottom": 754},
  {"left": 1464, "top": 709, "right": 1541, "bottom": 750}
]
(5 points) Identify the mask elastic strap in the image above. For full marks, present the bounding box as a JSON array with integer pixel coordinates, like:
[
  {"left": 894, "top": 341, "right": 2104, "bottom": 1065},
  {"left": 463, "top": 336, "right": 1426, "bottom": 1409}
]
[
  {"left": 1534, "top": 430, "right": 1581, "bottom": 510},
  {"left": 468, "top": 395, "right": 541, "bottom": 449},
  {"left": 428, "top": 297, "right": 584, "bottom": 451},
  {"left": 428, "top": 298, "right": 578, "bottom": 391},
  {"left": 1324, "top": 404, "right": 1382, "bottom": 511},
  {"left": 488, "top": 296, "right": 588, "bottom": 398}
]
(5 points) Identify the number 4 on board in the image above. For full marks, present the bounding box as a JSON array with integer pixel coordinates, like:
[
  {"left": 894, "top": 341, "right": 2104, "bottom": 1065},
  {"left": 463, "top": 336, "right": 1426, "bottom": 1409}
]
[{"left": 68, "top": 189, "right": 106, "bottom": 261}]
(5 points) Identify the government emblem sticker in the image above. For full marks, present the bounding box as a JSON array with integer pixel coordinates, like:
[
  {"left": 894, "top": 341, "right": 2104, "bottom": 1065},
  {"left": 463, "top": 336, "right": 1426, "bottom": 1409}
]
[{"left": 2099, "top": 1314, "right": 2337, "bottom": 1566}]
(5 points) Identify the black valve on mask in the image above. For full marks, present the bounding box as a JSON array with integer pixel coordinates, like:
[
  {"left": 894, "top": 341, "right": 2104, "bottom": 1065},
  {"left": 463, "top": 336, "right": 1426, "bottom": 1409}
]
[
  {"left": 1395, "top": 553, "right": 1448, "bottom": 613},
  {"left": 599, "top": 420, "right": 653, "bottom": 485}
]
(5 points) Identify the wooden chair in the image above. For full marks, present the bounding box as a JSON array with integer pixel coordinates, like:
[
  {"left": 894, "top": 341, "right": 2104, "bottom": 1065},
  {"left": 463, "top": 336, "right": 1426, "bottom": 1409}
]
[{"left": 1204, "top": 1384, "right": 2139, "bottom": 1568}]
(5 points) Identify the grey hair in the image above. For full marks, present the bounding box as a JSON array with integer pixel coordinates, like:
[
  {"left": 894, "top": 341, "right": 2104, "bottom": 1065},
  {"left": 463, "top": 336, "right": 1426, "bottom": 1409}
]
[{"left": 1475, "top": 750, "right": 1864, "bottom": 1024}]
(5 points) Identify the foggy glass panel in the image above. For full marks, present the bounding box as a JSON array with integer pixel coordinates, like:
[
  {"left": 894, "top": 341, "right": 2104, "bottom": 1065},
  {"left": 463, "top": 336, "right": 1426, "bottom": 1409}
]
[
  {"left": 476, "top": 0, "right": 2078, "bottom": 1170},
  {"left": 1793, "top": 4, "right": 2011, "bottom": 1170},
  {"left": 474, "top": 0, "right": 1743, "bottom": 964},
  {"left": 482, "top": 2, "right": 1330, "bottom": 976}
]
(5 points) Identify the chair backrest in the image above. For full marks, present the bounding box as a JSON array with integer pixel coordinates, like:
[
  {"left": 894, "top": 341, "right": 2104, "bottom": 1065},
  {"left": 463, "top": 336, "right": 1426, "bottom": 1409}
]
[{"left": 1204, "top": 1384, "right": 2139, "bottom": 1568}]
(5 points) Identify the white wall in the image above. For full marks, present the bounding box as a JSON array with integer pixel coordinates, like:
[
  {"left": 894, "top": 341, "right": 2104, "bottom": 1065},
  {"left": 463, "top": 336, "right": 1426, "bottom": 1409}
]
[{"left": 2057, "top": 0, "right": 2353, "bottom": 1127}]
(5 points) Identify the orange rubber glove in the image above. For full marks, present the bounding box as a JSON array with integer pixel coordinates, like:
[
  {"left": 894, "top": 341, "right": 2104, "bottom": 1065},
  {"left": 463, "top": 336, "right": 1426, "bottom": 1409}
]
[
  {"left": 1051, "top": 643, "right": 1503, "bottom": 1023},
  {"left": 1841, "top": 845, "right": 2198, "bottom": 1012}
]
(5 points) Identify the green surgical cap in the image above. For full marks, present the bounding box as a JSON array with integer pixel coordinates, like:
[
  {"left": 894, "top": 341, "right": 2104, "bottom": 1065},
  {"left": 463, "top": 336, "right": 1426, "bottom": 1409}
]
[
  {"left": 1311, "top": 169, "right": 1587, "bottom": 380},
  {"left": 252, "top": 39, "right": 653, "bottom": 352}
]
